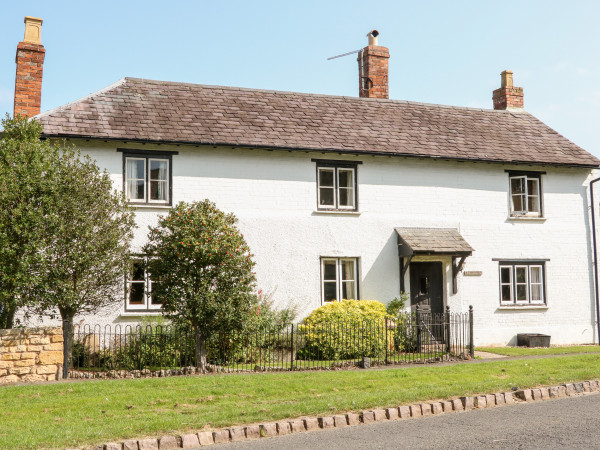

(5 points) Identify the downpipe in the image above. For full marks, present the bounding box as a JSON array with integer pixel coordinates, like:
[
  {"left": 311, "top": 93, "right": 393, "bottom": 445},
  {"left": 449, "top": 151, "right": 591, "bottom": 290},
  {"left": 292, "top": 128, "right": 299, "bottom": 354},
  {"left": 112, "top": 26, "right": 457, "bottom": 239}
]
[{"left": 589, "top": 177, "right": 600, "bottom": 345}]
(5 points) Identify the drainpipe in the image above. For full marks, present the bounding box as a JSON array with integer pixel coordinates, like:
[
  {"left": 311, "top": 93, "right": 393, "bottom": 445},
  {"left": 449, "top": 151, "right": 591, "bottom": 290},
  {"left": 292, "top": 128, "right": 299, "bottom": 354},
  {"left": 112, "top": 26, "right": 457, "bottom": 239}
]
[{"left": 589, "top": 177, "right": 600, "bottom": 345}]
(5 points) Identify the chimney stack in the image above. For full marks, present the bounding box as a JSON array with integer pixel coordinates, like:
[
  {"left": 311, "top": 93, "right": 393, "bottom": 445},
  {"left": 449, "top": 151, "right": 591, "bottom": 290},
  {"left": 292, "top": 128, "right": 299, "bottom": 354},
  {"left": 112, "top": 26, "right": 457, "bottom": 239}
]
[
  {"left": 358, "top": 30, "right": 390, "bottom": 99},
  {"left": 14, "top": 16, "right": 45, "bottom": 118},
  {"left": 492, "top": 70, "right": 523, "bottom": 110}
]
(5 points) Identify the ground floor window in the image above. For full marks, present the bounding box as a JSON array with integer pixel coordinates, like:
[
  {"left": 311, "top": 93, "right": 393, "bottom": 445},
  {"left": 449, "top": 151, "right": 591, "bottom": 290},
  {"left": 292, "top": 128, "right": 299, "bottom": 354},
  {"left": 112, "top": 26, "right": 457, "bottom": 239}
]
[
  {"left": 125, "top": 259, "right": 162, "bottom": 311},
  {"left": 499, "top": 261, "right": 545, "bottom": 305},
  {"left": 321, "top": 257, "right": 358, "bottom": 303}
]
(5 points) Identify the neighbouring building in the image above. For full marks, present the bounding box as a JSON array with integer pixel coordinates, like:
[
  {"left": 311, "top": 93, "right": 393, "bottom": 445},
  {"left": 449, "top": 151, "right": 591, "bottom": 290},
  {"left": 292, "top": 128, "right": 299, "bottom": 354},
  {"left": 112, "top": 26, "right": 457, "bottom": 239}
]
[{"left": 11, "top": 18, "right": 600, "bottom": 345}]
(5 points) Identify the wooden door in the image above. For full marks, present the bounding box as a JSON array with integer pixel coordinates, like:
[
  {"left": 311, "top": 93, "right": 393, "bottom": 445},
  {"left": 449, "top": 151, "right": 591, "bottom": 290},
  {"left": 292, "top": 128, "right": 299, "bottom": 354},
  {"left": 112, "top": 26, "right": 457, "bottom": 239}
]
[{"left": 409, "top": 262, "right": 443, "bottom": 315}]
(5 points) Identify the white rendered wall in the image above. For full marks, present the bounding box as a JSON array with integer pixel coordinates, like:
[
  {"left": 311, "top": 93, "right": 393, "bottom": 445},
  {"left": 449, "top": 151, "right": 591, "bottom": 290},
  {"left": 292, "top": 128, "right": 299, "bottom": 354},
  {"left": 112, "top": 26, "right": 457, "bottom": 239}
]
[{"left": 48, "top": 140, "right": 597, "bottom": 346}]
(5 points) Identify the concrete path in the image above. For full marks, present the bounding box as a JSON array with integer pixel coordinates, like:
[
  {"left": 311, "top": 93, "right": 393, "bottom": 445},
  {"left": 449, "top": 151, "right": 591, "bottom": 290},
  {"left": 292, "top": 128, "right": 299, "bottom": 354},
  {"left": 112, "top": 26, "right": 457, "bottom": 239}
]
[{"left": 216, "top": 391, "right": 600, "bottom": 449}]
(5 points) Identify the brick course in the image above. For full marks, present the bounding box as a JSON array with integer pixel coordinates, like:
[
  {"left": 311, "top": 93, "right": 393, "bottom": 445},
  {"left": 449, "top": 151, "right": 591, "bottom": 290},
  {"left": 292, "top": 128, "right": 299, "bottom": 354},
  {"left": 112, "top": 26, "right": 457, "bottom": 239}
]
[{"left": 14, "top": 41, "right": 45, "bottom": 117}]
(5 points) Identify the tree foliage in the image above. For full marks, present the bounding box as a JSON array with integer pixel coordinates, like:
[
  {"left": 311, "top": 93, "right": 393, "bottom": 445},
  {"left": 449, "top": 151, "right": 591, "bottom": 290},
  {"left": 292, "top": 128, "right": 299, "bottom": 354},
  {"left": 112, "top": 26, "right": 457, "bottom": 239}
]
[
  {"left": 0, "top": 115, "right": 135, "bottom": 328},
  {"left": 144, "top": 200, "right": 257, "bottom": 371}
]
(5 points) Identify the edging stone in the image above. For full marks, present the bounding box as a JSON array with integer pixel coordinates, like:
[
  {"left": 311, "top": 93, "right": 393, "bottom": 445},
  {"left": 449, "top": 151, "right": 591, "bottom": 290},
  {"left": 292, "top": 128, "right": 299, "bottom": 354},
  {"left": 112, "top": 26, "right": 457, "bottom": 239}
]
[{"left": 92, "top": 379, "right": 600, "bottom": 450}]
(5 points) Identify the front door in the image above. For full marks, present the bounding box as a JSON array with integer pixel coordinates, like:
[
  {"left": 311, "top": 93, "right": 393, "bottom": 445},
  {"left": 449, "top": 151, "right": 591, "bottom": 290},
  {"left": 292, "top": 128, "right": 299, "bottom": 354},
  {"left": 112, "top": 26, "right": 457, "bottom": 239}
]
[{"left": 409, "top": 262, "right": 443, "bottom": 315}]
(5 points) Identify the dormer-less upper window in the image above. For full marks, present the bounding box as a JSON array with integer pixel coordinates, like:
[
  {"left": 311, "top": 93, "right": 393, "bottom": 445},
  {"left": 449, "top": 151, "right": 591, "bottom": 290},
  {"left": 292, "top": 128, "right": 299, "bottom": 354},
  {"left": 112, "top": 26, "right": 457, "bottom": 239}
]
[
  {"left": 119, "top": 149, "right": 177, "bottom": 206},
  {"left": 508, "top": 171, "right": 543, "bottom": 217},
  {"left": 313, "top": 159, "right": 361, "bottom": 211}
]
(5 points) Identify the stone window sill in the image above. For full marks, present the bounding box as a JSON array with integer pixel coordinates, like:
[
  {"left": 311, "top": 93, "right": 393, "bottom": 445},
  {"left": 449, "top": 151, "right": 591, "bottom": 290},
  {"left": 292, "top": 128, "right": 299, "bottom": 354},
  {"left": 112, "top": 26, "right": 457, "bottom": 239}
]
[
  {"left": 497, "top": 305, "right": 549, "bottom": 311},
  {"left": 312, "top": 210, "right": 362, "bottom": 216},
  {"left": 120, "top": 311, "right": 162, "bottom": 317},
  {"left": 507, "top": 216, "right": 546, "bottom": 222}
]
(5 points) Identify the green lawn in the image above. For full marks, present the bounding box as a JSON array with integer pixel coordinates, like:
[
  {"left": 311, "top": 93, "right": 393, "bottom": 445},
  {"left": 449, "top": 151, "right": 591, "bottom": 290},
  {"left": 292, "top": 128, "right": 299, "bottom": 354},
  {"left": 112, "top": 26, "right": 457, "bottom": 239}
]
[
  {"left": 476, "top": 345, "right": 600, "bottom": 357},
  {"left": 2, "top": 354, "right": 600, "bottom": 449}
]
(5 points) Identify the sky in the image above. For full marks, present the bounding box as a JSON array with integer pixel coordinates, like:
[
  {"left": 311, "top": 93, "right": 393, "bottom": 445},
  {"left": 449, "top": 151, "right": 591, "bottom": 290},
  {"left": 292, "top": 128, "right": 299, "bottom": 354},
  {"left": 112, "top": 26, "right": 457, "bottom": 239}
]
[{"left": 1, "top": 1, "right": 600, "bottom": 156}]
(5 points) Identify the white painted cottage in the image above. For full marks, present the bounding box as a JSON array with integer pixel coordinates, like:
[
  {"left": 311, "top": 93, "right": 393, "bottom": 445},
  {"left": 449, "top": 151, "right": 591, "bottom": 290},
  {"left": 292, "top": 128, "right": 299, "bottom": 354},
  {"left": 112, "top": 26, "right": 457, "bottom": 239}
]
[{"left": 12, "top": 19, "right": 600, "bottom": 345}]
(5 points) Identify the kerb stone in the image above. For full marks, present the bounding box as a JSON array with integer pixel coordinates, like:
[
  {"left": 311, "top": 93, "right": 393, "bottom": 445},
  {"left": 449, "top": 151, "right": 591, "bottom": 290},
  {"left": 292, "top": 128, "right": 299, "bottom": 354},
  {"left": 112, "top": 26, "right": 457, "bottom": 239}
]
[
  {"left": 229, "top": 427, "right": 245, "bottom": 442},
  {"left": 372, "top": 409, "right": 386, "bottom": 421},
  {"left": 409, "top": 405, "right": 422, "bottom": 417},
  {"left": 474, "top": 396, "right": 487, "bottom": 408},
  {"left": 123, "top": 440, "right": 139, "bottom": 450},
  {"left": 485, "top": 394, "right": 496, "bottom": 407},
  {"left": 386, "top": 407, "right": 399, "bottom": 420},
  {"left": 137, "top": 439, "right": 159, "bottom": 450},
  {"left": 181, "top": 434, "right": 199, "bottom": 448},
  {"left": 245, "top": 425, "right": 260, "bottom": 439},
  {"left": 531, "top": 389, "right": 543, "bottom": 401},
  {"left": 197, "top": 431, "right": 214, "bottom": 446},
  {"left": 361, "top": 411, "right": 375, "bottom": 423},
  {"left": 399, "top": 406, "right": 411, "bottom": 418},
  {"left": 514, "top": 389, "right": 532, "bottom": 402},
  {"left": 158, "top": 436, "right": 178, "bottom": 449},
  {"left": 441, "top": 401, "right": 454, "bottom": 412},
  {"left": 319, "top": 416, "right": 335, "bottom": 429},
  {"left": 460, "top": 396, "right": 474, "bottom": 410},
  {"left": 451, "top": 399, "right": 464, "bottom": 411},
  {"left": 276, "top": 422, "right": 290, "bottom": 435},
  {"left": 259, "top": 423, "right": 277, "bottom": 437},
  {"left": 212, "top": 430, "right": 229, "bottom": 444},
  {"left": 334, "top": 415, "right": 348, "bottom": 427},
  {"left": 494, "top": 393, "right": 506, "bottom": 405},
  {"left": 303, "top": 417, "right": 319, "bottom": 431},
  {"left": 288, "top": 419, "right": 305, "bottom": 433},
  {"left": 420, "top": 404, "right": 432, "bottom": 416},
  {"left": 346, "top": 412, "right": 361, "bottom": 425},
  {"left": 430, "top": 402, "right": 443, "bottom": 415}
]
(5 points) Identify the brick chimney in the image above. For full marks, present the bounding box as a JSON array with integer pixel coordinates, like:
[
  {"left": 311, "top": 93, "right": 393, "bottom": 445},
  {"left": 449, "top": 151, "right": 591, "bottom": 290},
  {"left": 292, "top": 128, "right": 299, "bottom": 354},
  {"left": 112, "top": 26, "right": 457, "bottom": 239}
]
[
  {"left": 492, "top": 70, "right": 524, "bottom": 110},
  {"left": 14, "top": 16, "right": 45, "bottom": 118},
  {"left": 357, "top": 30, "right": 390, "bottom": 99}
]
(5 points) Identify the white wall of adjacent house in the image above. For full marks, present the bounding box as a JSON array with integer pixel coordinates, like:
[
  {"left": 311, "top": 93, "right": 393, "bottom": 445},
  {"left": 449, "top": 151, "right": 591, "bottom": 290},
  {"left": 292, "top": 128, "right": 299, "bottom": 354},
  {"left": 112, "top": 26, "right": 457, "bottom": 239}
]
[{"left": 42, "top": 140, "right": 597, "bottom": 346}]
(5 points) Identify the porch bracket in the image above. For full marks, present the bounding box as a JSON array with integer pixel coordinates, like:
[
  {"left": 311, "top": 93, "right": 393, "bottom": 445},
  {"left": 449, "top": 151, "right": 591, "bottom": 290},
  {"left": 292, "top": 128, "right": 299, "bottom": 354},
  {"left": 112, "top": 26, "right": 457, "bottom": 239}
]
[
  {"left": 399, "top": 255, "right": 413, "bottom": 292},
  {"left": 452, "top": 256, "right": 467, "bottom": 294}
]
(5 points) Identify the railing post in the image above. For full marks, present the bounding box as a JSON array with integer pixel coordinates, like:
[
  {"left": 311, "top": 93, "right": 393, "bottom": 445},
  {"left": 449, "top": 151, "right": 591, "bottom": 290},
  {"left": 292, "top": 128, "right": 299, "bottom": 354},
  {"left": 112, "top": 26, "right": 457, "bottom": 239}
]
[
  {"left": 290, "top": 324, "right": 295, "bottom": 371},
  {"left": 469, "top": 305, "right": 474, "bottom": 358},
  {"left": 62, "top": 319, "right": 70, "bottom": 379},
  {"left": 445, "top": 305, "right": 451, "bottom": 354},
  {"left": 416, "top": 305, "right": 422, "bottom": 354},
  {"left": 384, "top": 318, "right": 388, "bottom": 365}
]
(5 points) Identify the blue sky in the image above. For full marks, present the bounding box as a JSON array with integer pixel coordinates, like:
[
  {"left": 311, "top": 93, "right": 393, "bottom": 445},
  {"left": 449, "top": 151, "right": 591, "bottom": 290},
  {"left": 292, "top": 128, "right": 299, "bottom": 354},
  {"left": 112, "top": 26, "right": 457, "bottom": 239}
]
[{"left": 2, "top": 1, "right": 600, "bottom": 156}]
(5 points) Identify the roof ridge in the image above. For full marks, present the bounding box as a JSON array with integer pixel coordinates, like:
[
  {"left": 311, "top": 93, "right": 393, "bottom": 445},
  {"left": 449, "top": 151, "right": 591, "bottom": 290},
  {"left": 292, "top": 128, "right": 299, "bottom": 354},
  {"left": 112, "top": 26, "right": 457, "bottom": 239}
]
[{"left": 122, "top": 77, "right": 520, "bottom": 114}]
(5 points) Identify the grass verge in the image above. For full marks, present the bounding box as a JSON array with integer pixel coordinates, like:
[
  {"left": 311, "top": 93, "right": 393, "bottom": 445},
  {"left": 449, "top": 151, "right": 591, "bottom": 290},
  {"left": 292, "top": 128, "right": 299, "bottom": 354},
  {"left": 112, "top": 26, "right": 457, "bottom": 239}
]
[
  {"left": 476, "top": 345, "right": 600, "bottom": 357},
  {"left": 2, "top": 354, "right": 600, "bottom": 449}
]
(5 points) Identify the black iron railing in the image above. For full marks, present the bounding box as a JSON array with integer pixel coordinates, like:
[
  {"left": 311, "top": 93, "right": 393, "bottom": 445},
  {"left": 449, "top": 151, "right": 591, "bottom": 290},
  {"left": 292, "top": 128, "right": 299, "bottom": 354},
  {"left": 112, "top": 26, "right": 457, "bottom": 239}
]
[{"left": 65, "top": 306, "right": 473, "bottom": 378}]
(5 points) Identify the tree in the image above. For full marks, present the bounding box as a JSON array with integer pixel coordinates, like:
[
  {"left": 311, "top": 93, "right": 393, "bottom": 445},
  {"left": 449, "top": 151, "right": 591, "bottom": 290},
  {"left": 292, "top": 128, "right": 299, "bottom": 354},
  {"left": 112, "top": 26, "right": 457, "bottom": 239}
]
[
  {"left": 144, "top": 200, "right": 257, "bottom": 372},
  {"left": 0, "top": 116, "right": 61, "bottom": 328},
  {"left": 0, "top": 115, "right": 135, "bottom": 331}
]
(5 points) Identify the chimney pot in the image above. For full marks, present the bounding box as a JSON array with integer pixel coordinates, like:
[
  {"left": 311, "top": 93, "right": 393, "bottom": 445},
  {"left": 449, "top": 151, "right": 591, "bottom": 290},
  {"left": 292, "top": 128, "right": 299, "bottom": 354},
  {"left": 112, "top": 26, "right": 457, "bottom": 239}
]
[{"left": 23, "top": 16, "right": 43, "bottom": 45}]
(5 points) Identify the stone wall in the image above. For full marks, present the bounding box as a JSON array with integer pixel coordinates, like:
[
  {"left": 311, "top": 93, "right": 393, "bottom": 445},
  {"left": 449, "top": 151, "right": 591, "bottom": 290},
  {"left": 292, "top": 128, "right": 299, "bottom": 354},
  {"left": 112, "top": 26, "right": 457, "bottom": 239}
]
[{"left": 0, "top": 327, "right": 63, "bottom": 384}]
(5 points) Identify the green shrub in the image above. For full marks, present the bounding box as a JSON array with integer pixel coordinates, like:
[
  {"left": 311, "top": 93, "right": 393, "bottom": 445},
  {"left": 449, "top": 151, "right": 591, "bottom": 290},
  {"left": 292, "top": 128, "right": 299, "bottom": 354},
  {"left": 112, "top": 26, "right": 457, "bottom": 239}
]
[
  {"left": 297, "top": 300, "right": 393, "bottom": 361},
  {"left": 385, "top": 293, "right": 418, "bottom": 352}
]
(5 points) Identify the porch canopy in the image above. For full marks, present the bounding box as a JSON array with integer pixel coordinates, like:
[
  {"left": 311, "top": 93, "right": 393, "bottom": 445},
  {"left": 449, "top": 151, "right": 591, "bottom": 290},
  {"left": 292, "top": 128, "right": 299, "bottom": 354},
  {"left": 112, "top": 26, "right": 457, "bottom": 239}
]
[{"left": 395, "top": 227, "right": 474, "bottom": 294}]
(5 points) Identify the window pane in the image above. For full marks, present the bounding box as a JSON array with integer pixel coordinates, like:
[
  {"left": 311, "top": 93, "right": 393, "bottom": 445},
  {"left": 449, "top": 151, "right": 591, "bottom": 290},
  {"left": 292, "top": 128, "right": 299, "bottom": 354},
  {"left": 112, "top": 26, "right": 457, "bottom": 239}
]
[
  {"left": 323, "top": 261, "right": 337, "bottom": 281},
  {"left": 319, "top": 187, "right": 335, "bottom": 206},
  {"left": 339, "top": 188, "right": 354, "bottom": 207},
  {"left": 128, "top": 283, "right": 144, "bottom": 304},
  {"left": 338, "top": 169, "right": 353, "bottom": 188},
  {"left": 127, "top": 180, "right": 145, "bottom": 200},
  {"left": 516, "top": 284, "right": 527, "bottom": 301},
  {"left": 501, "top": 285, "right": 512, "bottom": 301},
  {"left": 150, "top": 180, "right": 168, "bottom": 201},
  {"left": 319, "top": 169, "right": 334, "bottom": 187},
  {"left": 500, "top": 267, "right": 511, "bottom": 284},
  {"left": 127, "top": 159, "right": 145, "bottom": 180},
  {"left": 512, "top": 195, "right": 524, "bottom": 212},
  {"left": 516, "top": 267, "right": 527, "bottom": 283},
  {"left": 131, "top": 262, "right": 144, "bottom": 281},
  {"left": 527, "top": 192, "right": 540, "bottom": 213},
  {"left": 324, "top": 282, "right": 337, "bottom": 302},
  {"left": 150, "top": 160, "right": 168, "bottom": 181},
  {"left": 527, "top": 179, "right": 539, "bottom": 196},
  {"left": 511, "top": 177, "right": 525, "bottom": 195},
  {"left": 150, "top": 283, "right": 162, "bottom": 305},
  {"left": 342, "top": 281, "right": 355, "bottom": 299},
  {"left": 530, "top": 266, "right": 542, "bottom": 284},
  {"left": 341, "top": 260, "right": 355, "bottom": 281},
  {"left": 531, "top": 285, "right": 542, "bottom": 301}
]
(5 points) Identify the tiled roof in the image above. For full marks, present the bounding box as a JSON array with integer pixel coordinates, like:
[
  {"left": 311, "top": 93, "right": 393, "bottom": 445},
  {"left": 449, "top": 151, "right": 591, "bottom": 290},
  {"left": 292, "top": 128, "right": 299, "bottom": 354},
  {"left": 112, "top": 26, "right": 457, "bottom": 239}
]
[
  {"left": 395, "top": 228, "right": 474, "bottom": 255},
  {"left": 37, "top": 77, "right": 600, "bottom": 167}
]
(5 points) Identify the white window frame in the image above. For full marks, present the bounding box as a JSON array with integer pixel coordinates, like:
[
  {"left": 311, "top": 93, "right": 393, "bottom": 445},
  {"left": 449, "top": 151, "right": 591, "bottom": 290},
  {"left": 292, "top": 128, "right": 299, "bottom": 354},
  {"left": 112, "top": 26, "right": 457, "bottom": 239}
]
[
  {"left": 316, "top": 164, "right": 357, "bottom": 211},
  {"left": 123, "top": 153, "right": 172, "bottom": 205},
  {"left": 147, "top": 158, "right": 170, "bottom": 204},
  {"left": 509, "top": 174, "right": 542, "bottom": 217},
  {"left": 320, "top": 257, "right": 359, "bottom": 304},
  {"left": 498, "top": 262, "right": 546, "bottom": 305},
  {"left": 125, "top": 258, "right": 162, "bottom": 312},
  {"left": 125, "top": 157, "right": 146, "bottom": 203}
]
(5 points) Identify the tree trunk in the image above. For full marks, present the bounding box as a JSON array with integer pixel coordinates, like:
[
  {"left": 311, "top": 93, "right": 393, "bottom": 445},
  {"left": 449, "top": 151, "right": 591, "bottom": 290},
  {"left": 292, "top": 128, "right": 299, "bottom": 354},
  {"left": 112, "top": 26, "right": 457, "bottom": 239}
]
[
  {"left": 0, "top": 304, "right": 16, "bottom": 329},
  {"left": 194, "top": 327, "right": 208, "bottom": 372},
  {"left": 59, "top": 310, "right": 75, "bottom": 379}
]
